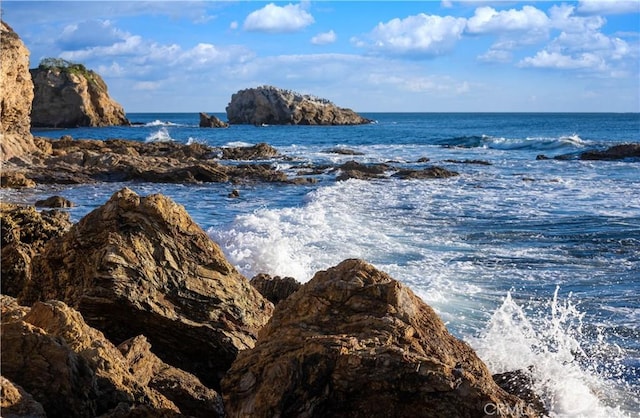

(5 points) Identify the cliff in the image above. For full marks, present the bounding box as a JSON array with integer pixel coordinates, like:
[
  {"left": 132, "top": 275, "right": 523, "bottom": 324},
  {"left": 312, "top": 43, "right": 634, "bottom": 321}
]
[
  {"left": 0, "top": 21, "right": 37, "bottom": 161},
  {"left": 226, "top": 85, "right": 372, "bottom": 125},
  {"left": 30, "top": 59, "right": 129, "bottom": 128}
]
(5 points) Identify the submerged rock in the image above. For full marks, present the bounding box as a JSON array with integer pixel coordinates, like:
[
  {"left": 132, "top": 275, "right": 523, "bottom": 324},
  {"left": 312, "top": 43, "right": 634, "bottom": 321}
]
[
  {"left": 21, "top": 188, "right": 273, "bottom": 389},
  {"left": 393, "top": 166, "right": 459, "bottom": 179},
  {"left": 226, "top": 85, "right": 372, "bottom": 125},
  {"left": 222, "top": 259, "right": 539, "bottom": 417},
  {"left": 579, "top": 143, "right": 640, "bottom": 161}
]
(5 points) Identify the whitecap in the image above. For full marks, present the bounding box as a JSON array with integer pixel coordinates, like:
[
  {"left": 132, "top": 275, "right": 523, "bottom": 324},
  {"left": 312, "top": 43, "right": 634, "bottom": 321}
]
[{"left": 145, "top": 127, "right": 173, "bottom": 143}]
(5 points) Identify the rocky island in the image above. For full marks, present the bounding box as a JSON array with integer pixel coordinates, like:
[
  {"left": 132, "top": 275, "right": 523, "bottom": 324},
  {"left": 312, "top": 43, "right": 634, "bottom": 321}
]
[
  {"left": 226, "top": 85, "right": 373, "bottom": 126},
  {"left": 30, "top": 58, "right": 129, "bottom": 128}
]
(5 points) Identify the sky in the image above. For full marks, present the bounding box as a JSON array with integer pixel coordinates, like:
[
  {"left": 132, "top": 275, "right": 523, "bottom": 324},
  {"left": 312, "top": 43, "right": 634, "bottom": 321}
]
[{"left": 2, "top": 0, "right": 639, "bottom": 113}]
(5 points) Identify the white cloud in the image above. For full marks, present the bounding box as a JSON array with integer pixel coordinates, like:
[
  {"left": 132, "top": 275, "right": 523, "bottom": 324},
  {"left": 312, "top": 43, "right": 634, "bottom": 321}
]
[
  {"left": 243, "top": 3, "right": 314, "bottom": 33},
  {"left": 519, "top": 50, "right": 607, "bottom": 70},
  {"left": 549, "top": 4, "right": 606, "bottom": 33},
  {"left": 311, "top": 30, "right": 337, "bottom": 45},
  {"left": 57, "top": 19, "right": 129, "bottom": 50},
  {"left": 133, "top": 81, "right": 161, "bottom": 91},
  {"left": 477, "top": 48, "right": 512, "bottom": 63},
  {"left": 230, "top": 21, "right": 239, "bottom": 30},
  {"left": 466, "top": 5, "right": 550, "bottom": 34},
  {"left": 364, "top": 13, "right": 467, "bottom": 56},
  {"left": 577, "top": 0, "right": 640, "bottom": 15}
]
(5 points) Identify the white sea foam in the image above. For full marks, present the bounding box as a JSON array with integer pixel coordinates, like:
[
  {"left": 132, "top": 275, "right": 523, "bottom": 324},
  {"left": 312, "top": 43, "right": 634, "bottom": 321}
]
[
  {"left": 145, "top": 127, "right": 173, "bottom": 143},
  {"left": 470, "top": 288, "right": 634, "bottom": 418},
  {"left": 144, "top": 119, "right": 179, "bottom": 127},
  {"left": 225, "top": 141, "right": 254, "bottom": 148}
]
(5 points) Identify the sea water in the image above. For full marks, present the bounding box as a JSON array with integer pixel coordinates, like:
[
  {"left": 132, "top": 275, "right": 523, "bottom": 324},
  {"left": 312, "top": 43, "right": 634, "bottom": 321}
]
[{"left": 6, "top": 112, "right": 640, "bottom": 416}]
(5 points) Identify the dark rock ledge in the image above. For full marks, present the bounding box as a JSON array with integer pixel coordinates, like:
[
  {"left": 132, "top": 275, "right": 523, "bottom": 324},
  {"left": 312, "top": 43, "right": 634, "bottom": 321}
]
[{"left": 2, "top": 188, "right": 547, "bottom": 417}]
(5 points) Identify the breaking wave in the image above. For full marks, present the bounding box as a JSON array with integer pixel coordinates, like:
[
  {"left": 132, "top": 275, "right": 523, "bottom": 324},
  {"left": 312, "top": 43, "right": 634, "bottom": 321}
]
[
  {"left": 436, "top": 134, "right": 588, "bottom": 151},
  {"left": 145, "top": 127, "right": 174, "bottom": 143}
]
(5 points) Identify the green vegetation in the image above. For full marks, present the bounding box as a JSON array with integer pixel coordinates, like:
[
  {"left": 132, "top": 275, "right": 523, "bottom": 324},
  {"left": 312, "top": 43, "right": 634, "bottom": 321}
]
[{"left": 37, "top": 58, "right": 105, "bottom": 90}]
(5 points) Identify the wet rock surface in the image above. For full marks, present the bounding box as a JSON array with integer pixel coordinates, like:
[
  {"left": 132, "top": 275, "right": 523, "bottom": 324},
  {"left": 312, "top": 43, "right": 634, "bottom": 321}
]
[{"left": 222, "top": 259, "right": 539, "bottom": 417}]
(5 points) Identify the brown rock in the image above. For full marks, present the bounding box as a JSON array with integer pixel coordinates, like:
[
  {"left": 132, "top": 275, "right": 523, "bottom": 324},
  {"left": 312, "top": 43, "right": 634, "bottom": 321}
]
[
  {"left": 221, "top": 142, "right": 279, "bottom": 160},
  {"left": 393, "top": 165, "right": 459, "bottom": 179},
  {"left": 30, "top": 60, "right": 129, "bottom": 128},
  {"left": 0, "top": 21, "right": 38, "bottom": 161},
  {"left": 336, "top": 161, "right": 390, "bottom": 181},
  {"left": 199, "top": 112, "right": 229, "bottom": 128},
  {"left": 0, "top": 375, "right": 46, "bottom": 418},
  {"left": 35, "top": 195, "right": 75, "bottom": 208},
  {"left": 119, "top": 335, "right": 224, "bottom": 418},
  {"left": 222, "top": 259, "right": 538, "bottom": 418},
  {"left": 250, "top": 273, "right": 302, "bottom": 305},
  {"left": 0, "top": 171, "right": 36, "bottom": 188},
  {"left": 226, "top": 85, "right": 372, "bottom": 125},
  {"left": 1, "top": 203, "right": 72, "bottom": 297},
  {"left": 22, "top": 188, "right": 273, "bottom": 389},
  {"left": 579, "top": 143, "right": 640, "bottom": 161},
  {"left": 493, "top": 370, "right": 547, "bottom": 417}
]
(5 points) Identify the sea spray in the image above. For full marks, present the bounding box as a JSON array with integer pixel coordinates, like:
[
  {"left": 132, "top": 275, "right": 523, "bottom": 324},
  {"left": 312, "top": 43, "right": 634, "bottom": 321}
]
[
  {"left": 470, "top": 287, "right": 633, "bottom": 417},
  {"left": 145, "top": 127, "right": 173, "bottom": 142}
]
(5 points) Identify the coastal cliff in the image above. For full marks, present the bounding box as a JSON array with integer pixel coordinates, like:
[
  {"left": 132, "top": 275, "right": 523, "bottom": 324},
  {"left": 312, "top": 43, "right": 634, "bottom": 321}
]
[
  {"left": 0, "top": 21, "right": 37, "bottom": 161},
  {"left": 30, "top": 59, "right": 129, "bottom": 128},
  {"left": 226, "top": 85, "right": 372, "bottom": 125}
]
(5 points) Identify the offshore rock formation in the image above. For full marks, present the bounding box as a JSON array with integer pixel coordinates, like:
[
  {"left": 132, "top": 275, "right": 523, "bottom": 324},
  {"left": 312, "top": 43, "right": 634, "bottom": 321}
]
[
  {"left": 0, "top": 21, "right": 38, "bottom": 161},
  {"left": 222, "top": 259, "right": 540, "bottom": 418},
  {"left": 20, "top": 188, "right": 274, "bottom": 389},
  {"left": 199, "top": 112, "right": 229, "bottom": 128},
  {"left": 30, "top": 62, "right": 129, "bottom": 128},
  {"left": 0, "top": 203, "right": 72, "bottom": 297},
  {"left": 226, "top": 85, "right": 372, "bottom": 125}
]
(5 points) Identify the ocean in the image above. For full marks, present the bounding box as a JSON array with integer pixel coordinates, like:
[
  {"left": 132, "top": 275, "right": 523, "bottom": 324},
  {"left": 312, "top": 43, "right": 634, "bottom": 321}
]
[{"left": 5, "top": 112, "right": 639, "bottom": 416}]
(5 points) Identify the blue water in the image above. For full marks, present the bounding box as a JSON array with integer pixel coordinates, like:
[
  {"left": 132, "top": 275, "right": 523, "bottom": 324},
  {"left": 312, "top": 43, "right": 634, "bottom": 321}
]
[{"left": 8, "top": 113, "right": 640, "bottom": 416}]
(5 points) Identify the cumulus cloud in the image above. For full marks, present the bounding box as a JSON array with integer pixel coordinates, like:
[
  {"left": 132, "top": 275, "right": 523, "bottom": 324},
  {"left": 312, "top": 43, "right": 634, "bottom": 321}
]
[
  {"left": 466, "top": 5, "right": 550, "bottom": 34},
  {"left": 363, "top": 13, "right": 467, "bottom": 56},
  {"left": 577, "top": 0, "right": 640, "bottom": 15},
  {"left": 243, "top": 3, "right": 314, "bottom": 33},
  {"left": 311, "top": 30, "right": 337, "bottom": 45},
  {"left": 519, "top": 50, "right": 607, "bottom": 70}
]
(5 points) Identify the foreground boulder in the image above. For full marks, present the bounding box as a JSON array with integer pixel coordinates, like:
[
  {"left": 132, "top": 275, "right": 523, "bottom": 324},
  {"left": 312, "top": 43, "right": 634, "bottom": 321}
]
[
  {"left": 0, "top": 203, "right": 72, "bottom": 297},
  {"left": 21, "top": 188, "right": 273, "bottom": 389},
  {"left": 0, "top": 21, "right": 38, "bottom": 161},
  {"left": 226, "top": 85, "right": 372, "bottom": 125},
  {"left": 222, "top": 259, "right": 539, "bottom": 417},
  {"left": 30, "top": 59, "right": 129, "bottom": 128}
]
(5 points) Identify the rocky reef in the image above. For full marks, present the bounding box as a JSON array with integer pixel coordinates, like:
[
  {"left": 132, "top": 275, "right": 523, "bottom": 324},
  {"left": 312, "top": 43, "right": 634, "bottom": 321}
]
[
  {"left": 30, "top": 59, "right": 129, "bottom": 128},
  {"left": 0, "top": 21, "right": 38, "bottom": 161},
  {"left": 226, "top": 85, "right": 372, "bottom": 126}
]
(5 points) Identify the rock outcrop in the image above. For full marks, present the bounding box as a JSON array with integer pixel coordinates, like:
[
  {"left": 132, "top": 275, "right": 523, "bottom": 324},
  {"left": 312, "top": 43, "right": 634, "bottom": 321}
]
[
  {"left": 0, "top": 21, "right": 38, "bottom": 161},
  {"left": 1, "top": 296, "right": 224, "bottom": 417},
  {"left": 199, "top": 112, "right": 228, "bottom": 128},
  {"left": 0, "top": 375, "right": 47, "bottom": 418},
  {"left": 222, "top": 259, "right": 539, "bottom": 417},
  {"left": 226, "top": 85, "right": 372, "bottom": 125},
  {"left": 30, "top": 60, "right": 129, "bottom": 128},
  {"left": 21, "top": 188, "right": 273, "bottom": 389},
  {"left": 579, "top": 143, "right": 640, "bottom": 161},
  {"left": 0, "top": 203, "right": 72, "bottom": 297},
  {"left": 250, "top": 273, "right": 302, "bottom": 305}
]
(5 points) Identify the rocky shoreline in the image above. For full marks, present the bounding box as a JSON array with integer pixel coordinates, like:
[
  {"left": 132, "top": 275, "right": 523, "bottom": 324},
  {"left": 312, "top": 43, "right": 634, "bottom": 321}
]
[{"left": 1, "top": 188, "right": 548, "bottom": 418}]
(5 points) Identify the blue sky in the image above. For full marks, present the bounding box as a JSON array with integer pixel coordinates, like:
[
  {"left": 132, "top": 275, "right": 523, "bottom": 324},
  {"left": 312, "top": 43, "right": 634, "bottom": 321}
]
[{"left": 2, "top": 1, "right": 639, "bottom": 112}]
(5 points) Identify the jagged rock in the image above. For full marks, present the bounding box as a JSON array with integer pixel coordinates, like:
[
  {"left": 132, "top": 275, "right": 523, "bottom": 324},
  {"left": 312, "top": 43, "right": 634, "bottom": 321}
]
[
  {"left": 118, "top": 335, "right": 224, "bottom": 417},
  {"left": 250, "top": 273, "right": 302, "bottom": 305},
  {"left": 324, "top": 147, "right": 365, "bottom": 156},
  {"left": 493, "top": 370, "right": 547, "bottom": 417},
  {"left": 222, "top": 259, "right": 538, "bottom": 418},
  {"left": 221, "top": 142, "right": 279, "bottom": 160},
  {"left": 0, "top": 375, "right": 47, "bottom": 418},
  {"left": 1, "top": 203, "right": 72, "bottom": 297},
  {"left": 393, "top": 166, "right": 459, "bottom": 180},
  {"left": 579, "top": 143, "right": 640, "bottom": 161},
  {"left": 21, "top": 188, "right": 273, "bottom": 389},
  {"left": 336, "top": 160, "right": 390, "bottom": 181},
  {"left": 226, "top": 85, "right": 372, "bottom": 125},
  {"left": 0, "top": 171, "right": 36, "bottom": 188},
  {"left": 199, "top": 112, "right": 229, "bottom": 128},
  {"left": 0, "top": 21, "right": 38, "bottom": 161},
  {"left": 35, "top": 195, "right": 75, "bottom": 208},
  {"left": 30, "top": 62, "right": 129, "bottom": 128}
]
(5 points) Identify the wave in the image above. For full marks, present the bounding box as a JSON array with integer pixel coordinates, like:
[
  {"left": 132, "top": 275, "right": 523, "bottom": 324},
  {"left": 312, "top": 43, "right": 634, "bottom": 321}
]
[
  {"left": 143, "top": 119, "right": 181, "bottom": 127},
  {"left": 145, "top": 127, "right": 174, "bottom": 143},
  {"left": 470, "top": 288, "right": 636, "bottom": 417},
  {"left": 436, "top": 134, "right": 588, "bottom": 151}
]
